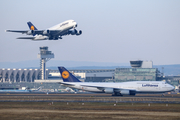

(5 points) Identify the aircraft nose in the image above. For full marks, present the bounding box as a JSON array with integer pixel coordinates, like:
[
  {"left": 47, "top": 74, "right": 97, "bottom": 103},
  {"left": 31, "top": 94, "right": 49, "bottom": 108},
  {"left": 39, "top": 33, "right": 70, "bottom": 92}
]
[
  {"left": 73, "top": 21, "right": 77, "bottom": 27},
  {"left": 170, "top": 85, "right": 175, "bottom": 91}
]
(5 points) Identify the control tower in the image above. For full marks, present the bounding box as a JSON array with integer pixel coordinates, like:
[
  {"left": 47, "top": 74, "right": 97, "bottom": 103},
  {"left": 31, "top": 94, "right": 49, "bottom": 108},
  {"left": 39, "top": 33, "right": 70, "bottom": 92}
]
[
  {"left": 38, "top": 46, "right": 54, "bottom": 80},
  {"left": 130, "top": 60, "right": 153, "bottom": 68},
  {"left": 130, "top": 60, "right": 143, "bottom": 68}
]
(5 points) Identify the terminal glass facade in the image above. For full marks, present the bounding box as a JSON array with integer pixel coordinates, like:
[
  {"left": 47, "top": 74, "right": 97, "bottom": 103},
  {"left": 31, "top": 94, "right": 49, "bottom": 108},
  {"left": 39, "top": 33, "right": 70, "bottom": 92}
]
[{"left": 115, "top": 68, "right": 157, "bottom": 82}]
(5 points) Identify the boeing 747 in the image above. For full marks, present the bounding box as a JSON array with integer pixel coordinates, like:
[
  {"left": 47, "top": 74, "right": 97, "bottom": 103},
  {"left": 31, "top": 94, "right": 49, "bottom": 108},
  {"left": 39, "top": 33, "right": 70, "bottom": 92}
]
[
  {"left": 58, "top": 67, "right": 174, "bottom": 96},
  {"left": 6, "top": 20, "right": 82, "bottom": 40}
]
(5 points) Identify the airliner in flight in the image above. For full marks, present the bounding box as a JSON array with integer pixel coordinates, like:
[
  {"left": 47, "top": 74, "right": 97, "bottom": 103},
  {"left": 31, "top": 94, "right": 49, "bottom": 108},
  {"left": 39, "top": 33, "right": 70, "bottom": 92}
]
[
  {"left": 6, "top": 20, "right": 82, "bottom": 40},
  {"left": 58, "top": 67, "right": 174, "bottom": 96}
]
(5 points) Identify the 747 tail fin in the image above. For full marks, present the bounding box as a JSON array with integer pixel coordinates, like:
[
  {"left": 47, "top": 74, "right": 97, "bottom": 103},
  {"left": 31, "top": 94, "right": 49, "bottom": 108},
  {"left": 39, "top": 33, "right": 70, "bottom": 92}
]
[
  {"left": 58, "top": 67, "right": 81, "bottom": 82},
  {"left": 27, "top": 21, "right": 38, "bottom": 30}
]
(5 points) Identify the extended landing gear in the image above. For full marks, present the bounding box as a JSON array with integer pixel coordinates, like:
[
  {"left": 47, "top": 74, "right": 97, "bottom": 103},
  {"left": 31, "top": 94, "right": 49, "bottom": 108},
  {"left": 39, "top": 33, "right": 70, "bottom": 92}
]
[
  {"left": 59, "top": 36, "right": 62, "bottom": 39},
  {"left": 48, "top": 36, "right": 62, "bottom": 40}
]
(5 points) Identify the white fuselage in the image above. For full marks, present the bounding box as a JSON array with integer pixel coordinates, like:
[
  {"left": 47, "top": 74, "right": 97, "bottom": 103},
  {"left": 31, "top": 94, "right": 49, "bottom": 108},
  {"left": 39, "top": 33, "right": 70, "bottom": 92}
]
[
  {"left": 34, "top": 20, "right": 77, "bottom": 40},
  {"left": 61, "top": 81, "right": 174, "bottom": 94},
  {"left": 48, "top": 20, "right": 77, "bottom": 31}
]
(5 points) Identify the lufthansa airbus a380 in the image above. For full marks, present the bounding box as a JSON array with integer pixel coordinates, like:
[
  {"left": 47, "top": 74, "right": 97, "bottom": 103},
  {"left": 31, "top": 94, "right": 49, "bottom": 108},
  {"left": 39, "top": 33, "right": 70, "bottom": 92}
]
[
  {"left": 58, "top": 67, "right": 174, "bottom": 96},
  {"left": 6, "top": 20, "right": 82, "bottom": 40}
]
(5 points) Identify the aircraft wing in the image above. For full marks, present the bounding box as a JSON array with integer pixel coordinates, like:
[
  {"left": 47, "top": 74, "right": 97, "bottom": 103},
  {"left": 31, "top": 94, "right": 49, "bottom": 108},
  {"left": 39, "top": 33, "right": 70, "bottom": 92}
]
[
  {"left": 25, "top": 30, "right": 59, "bottom": 35},
  {"left": 81, "top": 84, "right": 107, "bottom": 90},
  {"left": 6, "top": 30, "right": 61, "bottom": 35},
  {"left": 80, "top": 84, "right": 136, "bottom": 91},
  {"left": 29, "top": 30, "right": 62, "bottom": 35},
  {"left": 6, "top": 30, "right": 44, "bottom": 35},
  {"left": 80, "top": 84, "right": 117, "bottom": 90},
  {"left": 6, "top": 30, "right": 28, "bottom": 34}
]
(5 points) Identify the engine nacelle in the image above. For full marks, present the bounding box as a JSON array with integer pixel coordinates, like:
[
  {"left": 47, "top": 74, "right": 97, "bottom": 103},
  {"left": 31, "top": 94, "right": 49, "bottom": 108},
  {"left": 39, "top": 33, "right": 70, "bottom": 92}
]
[
  {"left": 69, "top": 29, "right": 77, "bottom": 35},
  {"left": 76, "top": 30, "right": 82, "bottom": 35},
  {"left": 104, "top": 88, "right": 114, "bottom": 94},
  {"left": 120, "top": 90, "right": 130, "bottom": 95},
  {"left": 43, "top": 30, "right": 50, "bottom": 35},
  {"left": 27, "top": 30, "right": 34, "bottom": 35}
]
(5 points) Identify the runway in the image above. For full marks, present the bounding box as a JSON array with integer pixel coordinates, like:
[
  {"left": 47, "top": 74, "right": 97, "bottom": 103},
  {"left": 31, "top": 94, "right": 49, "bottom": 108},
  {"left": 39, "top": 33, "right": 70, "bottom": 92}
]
[
  {"left": 1, "top": 93, "right": 180, "bottom": 120},
  {"left": 0, "top": 93, "right": 180, "bottom": 103}
]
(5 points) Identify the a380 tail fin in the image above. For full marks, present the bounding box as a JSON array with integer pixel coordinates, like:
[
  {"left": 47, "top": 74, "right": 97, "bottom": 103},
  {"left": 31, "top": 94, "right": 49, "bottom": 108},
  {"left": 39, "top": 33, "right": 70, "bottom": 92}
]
[
  {"left": 27, "top": 21, "right": 38, "bottom": 30},
  {"left": 58, "top": 67, "right": 81, "bottom": 82}
]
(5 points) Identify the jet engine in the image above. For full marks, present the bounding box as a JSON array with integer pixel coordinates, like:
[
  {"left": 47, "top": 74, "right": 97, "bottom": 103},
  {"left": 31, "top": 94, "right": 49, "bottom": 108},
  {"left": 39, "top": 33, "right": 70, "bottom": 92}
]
[
  {"left": 113, "top": 90, "right": 136, "bottom": 96},
  {"left": 43, "top": 30, "right": 50, "bottom": 35},
  {"left": 27, "top": 30, "right": 34, "bottom": 35},
  {"left": 69, "top": 29, "right": 77, "bottom": 35},
  {"left": 120, "top": 90, "right": 130, "bottom": 95},
  {"left": 104, "top": 88, "right": 114, "bottom": 94},
  {"left": 76, "top": 30, "right": 82, "bottom": 35}
]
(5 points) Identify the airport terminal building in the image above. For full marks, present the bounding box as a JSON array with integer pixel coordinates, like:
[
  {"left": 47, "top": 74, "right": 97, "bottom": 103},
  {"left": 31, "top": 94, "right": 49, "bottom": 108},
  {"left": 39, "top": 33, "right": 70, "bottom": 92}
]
[
  {"left": 114, "top": 61, "right": 159, "bottom": 82},
  {"left": 0, "top": 68, "right": 50, "bottom": 83},
  {"left": 0, "top": 61, "right": 165, "bottom": 83},
  {"left": 0, "top": 60, "right": 179, "bottom": 90},
  {"left": 114, "top": 68, "right": 158, "bottom": 82}
]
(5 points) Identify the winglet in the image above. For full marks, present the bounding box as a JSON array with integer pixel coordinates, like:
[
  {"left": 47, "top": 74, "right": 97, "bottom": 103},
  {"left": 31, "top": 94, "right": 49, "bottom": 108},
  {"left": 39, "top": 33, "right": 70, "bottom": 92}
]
[{"left": 58, "top": 67, "right": 81, "bottom": 82}]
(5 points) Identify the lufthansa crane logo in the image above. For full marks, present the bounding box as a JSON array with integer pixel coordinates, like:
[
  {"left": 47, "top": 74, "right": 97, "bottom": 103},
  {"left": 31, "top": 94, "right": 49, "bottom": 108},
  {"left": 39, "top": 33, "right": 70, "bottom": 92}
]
[
  {"left": 31, "top": 26, "right": 35, "bottom": 30},
  {"left": 62, "top": 71, "right": 69, "bottom": 79}
]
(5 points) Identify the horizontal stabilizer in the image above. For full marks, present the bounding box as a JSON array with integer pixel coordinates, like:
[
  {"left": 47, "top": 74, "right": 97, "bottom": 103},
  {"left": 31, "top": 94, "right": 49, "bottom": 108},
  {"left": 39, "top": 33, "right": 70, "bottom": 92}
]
[
  {"left": 58, "top": 82, "right": 75, "bottom": 86},
  {"left": 16, "top": 37, "right": 35, "bottom": 39}
]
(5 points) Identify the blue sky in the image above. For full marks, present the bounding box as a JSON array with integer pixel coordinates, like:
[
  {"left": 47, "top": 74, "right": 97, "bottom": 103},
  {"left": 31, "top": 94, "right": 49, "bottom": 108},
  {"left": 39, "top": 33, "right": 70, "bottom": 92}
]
[{"left": 0, "top": 0, "right": 180, "bottom": 65}]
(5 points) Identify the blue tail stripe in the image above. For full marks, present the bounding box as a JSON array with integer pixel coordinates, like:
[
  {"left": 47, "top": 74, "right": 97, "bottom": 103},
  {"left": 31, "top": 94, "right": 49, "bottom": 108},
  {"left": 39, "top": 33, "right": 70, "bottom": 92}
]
[{"left": 58, "top": 67, "right": 81, "bottom": 82}]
